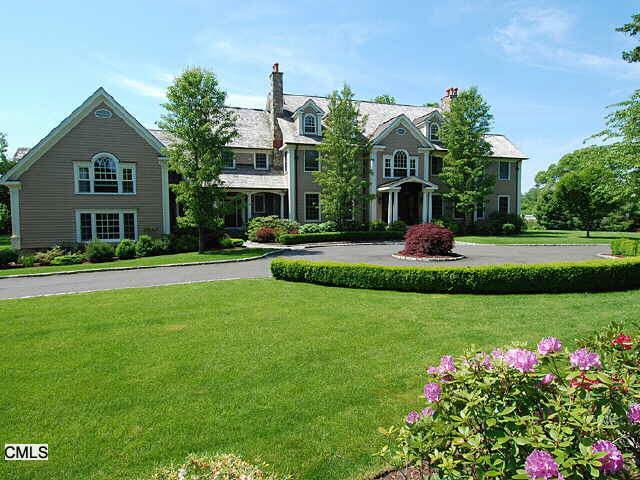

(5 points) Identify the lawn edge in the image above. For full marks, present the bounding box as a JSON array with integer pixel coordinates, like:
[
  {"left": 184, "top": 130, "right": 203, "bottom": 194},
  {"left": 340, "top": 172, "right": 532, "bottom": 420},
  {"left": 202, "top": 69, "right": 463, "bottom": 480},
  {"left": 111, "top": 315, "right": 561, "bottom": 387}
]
[
  {"left": 455, "top": 241, "right": 603, "bottom": 246},
  {"left": 0, "top": 249, "right": 280, "bottom": 280}
]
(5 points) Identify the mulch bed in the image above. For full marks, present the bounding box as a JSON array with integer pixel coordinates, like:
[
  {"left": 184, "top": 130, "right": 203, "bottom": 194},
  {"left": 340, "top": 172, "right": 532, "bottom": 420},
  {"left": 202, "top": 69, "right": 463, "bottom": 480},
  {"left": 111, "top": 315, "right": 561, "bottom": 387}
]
[
  {"left": 392, "top": 252, "right": 466, "bottom": 262},
  {"left": 373, "top": 465, "right": 432, "bottom": 479}
]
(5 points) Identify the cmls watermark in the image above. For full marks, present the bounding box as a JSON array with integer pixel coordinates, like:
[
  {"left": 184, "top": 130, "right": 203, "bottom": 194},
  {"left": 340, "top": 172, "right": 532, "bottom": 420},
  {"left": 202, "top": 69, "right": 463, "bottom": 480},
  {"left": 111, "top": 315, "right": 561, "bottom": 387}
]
[{"left": 4, "top": 444, "right": 48, "bottom": 461}]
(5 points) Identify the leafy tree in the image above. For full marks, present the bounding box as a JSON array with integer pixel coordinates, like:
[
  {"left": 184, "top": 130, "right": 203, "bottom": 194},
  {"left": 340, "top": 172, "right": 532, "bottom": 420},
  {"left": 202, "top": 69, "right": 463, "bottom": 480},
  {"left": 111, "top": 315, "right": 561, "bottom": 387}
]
[
  {"left": 520, "top": 187, "right": 540, "bottom": 215},
  {"left": 372, "top": 94, "right": 396, "bottom": 104},
  {"left": 158, "top": 68, "right": 238, "bottom": 252},
  {"left": 438, "top": 87, "right": 494, "bottom": 229},
  {"left": 423, "top": 101, "right": 440, "bottom": 108},
  {"left": 0, "top": 132, "right": 15, "bottom": 234},
  {"left": 0, "top": 132, "right": 8, "bottom": 168},
  {"left": 315, "top": 85, "right": 371, "bottom": 229},
  {"left": 617, "top": 13, "right": 640, "bottom": 63}
]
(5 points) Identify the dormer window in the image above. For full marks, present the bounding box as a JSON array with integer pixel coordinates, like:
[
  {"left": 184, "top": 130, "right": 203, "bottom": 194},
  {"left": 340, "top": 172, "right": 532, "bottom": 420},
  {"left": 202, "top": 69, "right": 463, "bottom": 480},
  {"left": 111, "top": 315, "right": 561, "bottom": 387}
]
[
  {"left": 429, "top": 123, "right": 440, "bottom": 141},
  {"left": 304, "top": 114, "right": 318, "bottom": 135}
]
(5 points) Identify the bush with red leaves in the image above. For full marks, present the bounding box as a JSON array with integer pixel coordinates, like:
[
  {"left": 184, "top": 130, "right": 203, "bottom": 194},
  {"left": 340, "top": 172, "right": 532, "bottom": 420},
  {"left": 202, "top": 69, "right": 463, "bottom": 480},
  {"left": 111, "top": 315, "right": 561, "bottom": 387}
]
[
  {"left": 400, "top": 223, "right": 454, "bottom": 257},
  {"left": 255, "top": 227, "right": 277, "bottom": 243}
]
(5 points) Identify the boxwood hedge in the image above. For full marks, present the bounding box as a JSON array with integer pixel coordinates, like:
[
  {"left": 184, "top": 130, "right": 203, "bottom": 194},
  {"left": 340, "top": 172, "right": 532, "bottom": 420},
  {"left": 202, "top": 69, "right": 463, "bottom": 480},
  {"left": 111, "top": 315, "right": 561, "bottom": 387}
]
[
  {"left": 270, "top": 257, "right": 640, "bottom": 294},
  {"left": 277, "top": 230, "right": 404, "bottom": 245}
]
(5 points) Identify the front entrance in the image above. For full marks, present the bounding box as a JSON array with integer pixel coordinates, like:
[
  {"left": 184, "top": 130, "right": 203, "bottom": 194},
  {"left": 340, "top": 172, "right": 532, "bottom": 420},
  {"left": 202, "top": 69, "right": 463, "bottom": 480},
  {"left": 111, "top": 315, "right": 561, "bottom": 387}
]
[{"left": 398, "top": 182, "right": 422, "bottom": 225}]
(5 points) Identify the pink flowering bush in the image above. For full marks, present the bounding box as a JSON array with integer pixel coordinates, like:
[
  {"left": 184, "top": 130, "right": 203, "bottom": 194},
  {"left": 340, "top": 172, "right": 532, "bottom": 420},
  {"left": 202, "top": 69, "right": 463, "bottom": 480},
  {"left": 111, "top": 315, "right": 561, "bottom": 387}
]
[{"left": 377, "top": 322, "right": 640, "bottom": 479}]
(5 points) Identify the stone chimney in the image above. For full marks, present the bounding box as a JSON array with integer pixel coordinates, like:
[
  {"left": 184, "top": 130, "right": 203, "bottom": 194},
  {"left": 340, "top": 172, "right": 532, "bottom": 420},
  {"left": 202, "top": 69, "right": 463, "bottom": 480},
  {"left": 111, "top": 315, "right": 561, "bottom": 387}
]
[
  {"left": 269, "top": 63, "right": 284, "bottom": 149},
  {"left": 440, "top": 87, "right": 458, "bottom": 112}
]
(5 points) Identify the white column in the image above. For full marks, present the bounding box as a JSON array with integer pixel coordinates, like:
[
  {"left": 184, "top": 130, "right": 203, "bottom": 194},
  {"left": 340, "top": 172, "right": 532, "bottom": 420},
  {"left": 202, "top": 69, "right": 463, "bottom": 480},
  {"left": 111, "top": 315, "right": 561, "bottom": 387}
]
[
  {"left": 516, "top": 160, "right": 522, "bottom": 215},
  {"left": 392, "top": 190, "right": 399, "bottom": 222},
  {"left": 286, "top": 146, "right": 297, "bottom": 220},
  {"left": 279, "top": 192, "right": 285, "bottom": 218},
  {"left": 246, "top": 192, "right": 253, "bottom": 220},
  {"left": 387, "top": 192, "right": 393, "bottom": 224},
  {"left": 423, "top": 151, "right": 430, "bottom": 179},
  {"left": 421, "top": 189, "right": 428, "bottom": 223},
  {"left": 7, "top": 182, "right": 21, "bottom": 249},
  {"left": 369, "top": 150, "right": 377, "bottom": 222},
  {"left": 158, "top": 157, "right": 170, "bottom": 234},
  {"left": 428, "top": 192, "right": 433, "bottom": 222}
]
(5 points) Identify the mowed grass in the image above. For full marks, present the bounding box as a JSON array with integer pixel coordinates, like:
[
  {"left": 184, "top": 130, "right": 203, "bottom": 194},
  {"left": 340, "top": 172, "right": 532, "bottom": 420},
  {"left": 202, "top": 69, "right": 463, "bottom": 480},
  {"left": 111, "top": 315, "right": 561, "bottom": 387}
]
[
  {"left": 457, "top": 229, "right": 640, "bottom": 245},
  {"left": 0, "top": 248, "right": 271, "bottom": 276},
  {"left": 0, "top": 234, "right": 10, "bottom": 250},
  {"left": 1, "top": 280, "right": 638, "bottom": 480}
]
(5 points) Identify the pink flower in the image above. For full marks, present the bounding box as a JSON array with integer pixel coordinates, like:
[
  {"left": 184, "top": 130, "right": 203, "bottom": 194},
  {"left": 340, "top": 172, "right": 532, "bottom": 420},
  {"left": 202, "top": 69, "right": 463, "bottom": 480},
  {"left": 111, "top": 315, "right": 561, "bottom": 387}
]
[
  {"left": 427, "top": 366, "right": 439, "bottom": 375},
  {"left": 525, "top": 450, "right": 563, "bottom": 479},
  {"left": 427, "top": 355, "right": 457, "bottom": 376},
  {"left": 541, "top": 373, "right": 556, "bottom": 385},
  {"left": 491, "top": 348, "right": 505, "bottom": 361},
  {"left": 592, "top": 440, "right": 623, "bottom": 474},
  {"left": 505, "top": 348, "right": 539, "bottom": 373},
  {"left": 421, "top": 407, "right": 434, "bottom": 417},
  {"left": 423, "top": 382, "right": 441, "bottom": 402},
  {"left": 406, "top": 411, "right": 420, "bottom": 424},
  {"left": 570, "top": 348, "right": 602, "bottom": 371},
  {"left": 628, "top": 403, "right": 640, "bottom": 424},
  {"left": 538, "top": 337, "right": 563, "bottom": 355}
]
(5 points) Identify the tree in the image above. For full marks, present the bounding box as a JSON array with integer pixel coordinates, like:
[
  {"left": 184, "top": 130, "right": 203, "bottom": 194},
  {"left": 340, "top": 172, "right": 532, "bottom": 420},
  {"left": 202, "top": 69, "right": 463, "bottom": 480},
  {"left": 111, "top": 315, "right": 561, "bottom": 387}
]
[
  {"left": 372, "top": 94, "right": 396, "bottom": 104},
  {"left": 315, "top": 85, "right": 371, "bottom": 229},
  {"left": 438, "top": 87, "right": 494, "bottom": 229},
  {"left": 617, "top": 13, "right": 640, "bottom": 63},
  {"left": 520, "top": 187, "right": 540, "bottom": 215},
  {"left": 423, "top": 101, "right": 440, "bottom": 108},
  {"left": 554, "top": 164, "right": 621, "bottom": 237},
  {"left": 158, "top": 68, "right": 238, "bottom": 252},
  {"left": 0, "top": 132, "right": 15, "bottom": 234}
]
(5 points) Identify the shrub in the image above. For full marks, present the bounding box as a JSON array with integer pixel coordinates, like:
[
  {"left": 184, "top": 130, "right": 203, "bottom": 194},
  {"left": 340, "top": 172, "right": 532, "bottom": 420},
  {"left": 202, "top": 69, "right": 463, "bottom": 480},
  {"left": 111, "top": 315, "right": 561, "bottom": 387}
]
[
  {"left": 477, "top": 212, "right": 525, "bottom": 235},
  {"left": 115, "top": 239, "right": 136, "bottom": 259},
  {"left": 152, "top": 236, "right": 171, "bottom": 255},
  {"left": 218, "top": 236, "right": 244, "bottom": 249},
  {"left": 612, "top": 238, "right": 640, "bottom": 257},
  {"left": 168, "top": 233, "right": 198, "bottom": 253},
  {"left": 147, "top": 453, "right": 284, "bottom": 480},
  {"left": 255, "top": 226, "right": 277, "bottom": 243},
  {"left": 19, "top": 254, "right": 35, "bottom": 267},
  {"left": 135, "top": 235, "right": 156, "bottom": 257},
  {"left": 370, "top": 220, "right": 386, "bottom": 232},
  {"left": 247, "top": 216, "right": 299, "bottom": 241},
  {"left": 50, "top": 254, "right": 85, "bottom": 266},
  {"left": 502, "top": 222, "right": 516, "bottom": 235},
  {"left": 400, "top": 223, "right": 454, "bottom": 257},
  {"left": 85, "top": 241, "right": 114, "bottom": 263},
  {"left": 0, "top": 248, "right": 19, "bottom": 267},
  {"left": 270, "top": 257, "right": 640, "bottom": 294},
  {"left": 34, "top": 246, "right": 65, "bottom": 266},
  {"left": 386, "top": 220, "right": 407, "bottom": 232},
  {"left": 299, "top": 221, "right": 338, "bottom": 234},
  {"left": 377, "top": 322, "right": 640, "bottom": 479},
  {"left": 277, "top": 230, "right": 404, "bottom": 245}
]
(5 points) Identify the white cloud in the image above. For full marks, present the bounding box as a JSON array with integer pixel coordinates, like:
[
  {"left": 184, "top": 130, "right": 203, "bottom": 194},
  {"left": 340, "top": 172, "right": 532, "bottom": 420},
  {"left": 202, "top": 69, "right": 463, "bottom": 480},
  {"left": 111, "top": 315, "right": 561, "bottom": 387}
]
[{"left": 112, "top": 74, "right": 166, "bottom": 99}]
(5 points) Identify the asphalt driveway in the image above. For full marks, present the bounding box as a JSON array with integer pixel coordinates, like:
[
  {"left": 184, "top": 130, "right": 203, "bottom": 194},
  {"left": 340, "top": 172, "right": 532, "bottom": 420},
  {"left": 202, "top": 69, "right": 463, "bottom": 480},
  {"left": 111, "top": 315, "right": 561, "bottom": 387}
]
[{"left": 0, "top": 243, "right": 607, "bottom": 300}]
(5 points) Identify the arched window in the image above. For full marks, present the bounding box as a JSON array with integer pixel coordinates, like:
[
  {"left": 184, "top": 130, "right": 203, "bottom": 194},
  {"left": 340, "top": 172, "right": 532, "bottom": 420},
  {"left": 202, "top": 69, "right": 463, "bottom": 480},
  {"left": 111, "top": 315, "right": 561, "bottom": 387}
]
[
  {"left": 429, "top": 123, "right": 440, "bottom": 141},
  {"left": 93, "top": 154, "right": 118, "bottom": 193},
  {"left": 393, "top": 150, "right": 408, "bottom": 177},
  {"left": 304, "top": 114, "right": 317, "bottom": 134}
]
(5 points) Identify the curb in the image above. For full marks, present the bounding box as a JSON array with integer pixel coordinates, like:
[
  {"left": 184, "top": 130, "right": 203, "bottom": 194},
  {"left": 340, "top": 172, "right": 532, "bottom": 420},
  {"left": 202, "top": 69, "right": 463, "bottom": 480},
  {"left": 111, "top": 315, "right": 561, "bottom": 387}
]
[
  {"left": 0, "top": 249, "right": 281, "bottom": 280},
  {"left": 455, "top": 241, "right": 604, "bottom": 247},
  {"left": 392, "top": 253, "right": 467, "bottom": 262},
  {"left": 245, "top": 240, "right": 404, "bottom": 249},
  {"left": 597, "top": 253, "right": 624, "bottom": 259}
]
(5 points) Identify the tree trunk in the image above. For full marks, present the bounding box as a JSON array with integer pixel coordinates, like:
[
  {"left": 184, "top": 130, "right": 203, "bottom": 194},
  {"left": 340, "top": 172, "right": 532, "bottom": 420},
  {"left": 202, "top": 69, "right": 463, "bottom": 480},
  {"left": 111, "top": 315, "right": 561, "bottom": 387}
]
[
  {"left": 586, "top": 229, "right": 591, "bottom": 238},
  {"left": 198, "top": 226, "right": 206, "bottom": 253}
]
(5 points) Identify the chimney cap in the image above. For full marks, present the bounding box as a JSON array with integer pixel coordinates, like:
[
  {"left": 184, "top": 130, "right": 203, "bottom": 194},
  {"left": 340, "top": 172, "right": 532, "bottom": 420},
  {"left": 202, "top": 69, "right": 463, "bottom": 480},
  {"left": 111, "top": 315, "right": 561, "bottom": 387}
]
[{"left": 273, "top": 62, "right": 279, "bottom": 73}]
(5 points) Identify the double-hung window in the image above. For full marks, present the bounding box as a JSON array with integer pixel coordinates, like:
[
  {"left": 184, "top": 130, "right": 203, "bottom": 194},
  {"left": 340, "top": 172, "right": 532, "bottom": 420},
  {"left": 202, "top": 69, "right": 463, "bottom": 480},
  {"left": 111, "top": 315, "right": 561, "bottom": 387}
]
[
  {"left": 222, "top": 151, "right": 235, "bottom": 169},
  {"left": 77, "top": 211, "right": 137, "bottom": 242},
  {"left": 304, "top": 114, "right": 317, "bottom": 134},
  {"left": 476, "top": 202, "right": 485, "bottom": 220},
  {"left": 304, "top": 193, "right": 320, "bottom": 222},
  {"left": 304, "top": 150, "right": 320, "bottom": 172},
  {"left": 429, "top": 123, "right": 440, "bottom": 141},
  {"left": 254, "top": 152, "right": 269, "bottom": 170},
  {"left": 498, "top": 195, "right": 510, "bottom": 214},
  {"left": 74, "top": 153, "right": 136, "bottom": 194},
  {"left": 499, "top": 161, "right": 510, "bottom": 180}
]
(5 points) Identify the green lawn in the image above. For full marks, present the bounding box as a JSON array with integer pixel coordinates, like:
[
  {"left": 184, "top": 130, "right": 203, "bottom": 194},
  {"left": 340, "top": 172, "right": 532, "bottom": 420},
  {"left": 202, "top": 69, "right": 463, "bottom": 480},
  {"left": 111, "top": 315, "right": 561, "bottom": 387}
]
[
  {"left": 0, "top": 234, "right": 10, "bottom": 250},
  {"left": 456, "top": 229, "right": 640, "bottom": 244},
  {"left": 1, "top": 280, "right": 638, "bottom": 480},
  {"left": 0, "top": 248, "right": 272, "bottom": 276}
]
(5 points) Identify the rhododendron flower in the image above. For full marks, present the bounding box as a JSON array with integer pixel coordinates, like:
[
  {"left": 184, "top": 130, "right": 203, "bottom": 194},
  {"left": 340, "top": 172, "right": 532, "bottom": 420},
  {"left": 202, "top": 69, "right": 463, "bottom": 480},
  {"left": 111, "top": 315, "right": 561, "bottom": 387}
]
[
  {"left": 537, "top": 337, "right": 562, "bottom": 355},
  {"left": 491, "top": 348, "right": 505, "bottom": 361},
  {"left": 612, "top": 333, "right": 633, "bottom": 350},
  {"left": 541, "top": 373, "right": 556, "bottom": 385},
  {"left": 406, "top": 411, "right": 420, "bottom": 424},
  {"left": 427, "top": 355, "right": 457, "bottom": 376},
  {"left": 592, "top": 440, "right": 623, "bottom": 474},
  {"left": 628, "top": 403, "right": 640, "bottom": 424},
  {"left": 570, "top": 348, "right": 602, "bottom": 371},
  {"left": 525, "top": 450, "right": 563, "bottom": 479},
  {"left": 423, "top": 382, "right": 441, "bottom": 402},
  {"left": 421, "top": 407, "right": 434, "bottom": 417},
  {"left": 504, "top": 348, "right": 539, "bottom": 373}
]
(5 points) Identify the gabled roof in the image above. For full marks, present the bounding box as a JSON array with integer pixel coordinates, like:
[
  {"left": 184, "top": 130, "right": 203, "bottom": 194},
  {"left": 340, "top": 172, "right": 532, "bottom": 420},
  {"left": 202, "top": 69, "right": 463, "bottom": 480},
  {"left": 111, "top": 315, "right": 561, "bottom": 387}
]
[
  {"left": 484, "top": 134, "right": 528, "bottom": 159},
  {"left": 377, "top": 176, "right": 439, "bottom": 191},
  {"left": 291, "top": 98, "right": 324, "bottom": 117},
  {"left": 369, "top": 114, "right": 432, "bottom": 148},
  {"left": 2, "top": 87, "right": 165, "bottom": 182}
]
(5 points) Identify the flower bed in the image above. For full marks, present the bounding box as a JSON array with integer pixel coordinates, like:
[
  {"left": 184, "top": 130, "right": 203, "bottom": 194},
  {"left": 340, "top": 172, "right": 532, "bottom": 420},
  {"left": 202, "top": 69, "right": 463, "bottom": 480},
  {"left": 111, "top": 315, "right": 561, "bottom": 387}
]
[
  {"left": 270, "top": 257, "right": 640, "bottom": 294},
  {"left": 277, "top": 230, "right": 404, "bottom": 245},
  {"left": 377, "top": 323, "right": 640, "bottom": 479}
]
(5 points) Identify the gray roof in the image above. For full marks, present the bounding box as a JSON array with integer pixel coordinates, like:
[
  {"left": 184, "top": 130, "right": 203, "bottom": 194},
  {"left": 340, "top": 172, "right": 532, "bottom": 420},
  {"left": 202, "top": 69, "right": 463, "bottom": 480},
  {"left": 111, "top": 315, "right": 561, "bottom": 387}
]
[
  {"left": 150, "top": 107, "right": 273, "bottom": 150},
  {"left": 13, "top": 147, "right": 30, "bottom": 162},
  {"left": 484, "top": 134, "right": 527, "bottom": 159},
  {"left": 220, "top": 173, "right": 287, "bottom": 190}
]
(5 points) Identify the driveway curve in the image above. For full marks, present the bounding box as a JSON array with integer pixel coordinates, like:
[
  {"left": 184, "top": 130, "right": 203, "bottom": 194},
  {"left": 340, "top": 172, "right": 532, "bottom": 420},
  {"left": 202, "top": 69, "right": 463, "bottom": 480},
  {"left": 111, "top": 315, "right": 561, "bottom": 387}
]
[{"left": 0, "top": 243, "right": 607, "bottom": 300}]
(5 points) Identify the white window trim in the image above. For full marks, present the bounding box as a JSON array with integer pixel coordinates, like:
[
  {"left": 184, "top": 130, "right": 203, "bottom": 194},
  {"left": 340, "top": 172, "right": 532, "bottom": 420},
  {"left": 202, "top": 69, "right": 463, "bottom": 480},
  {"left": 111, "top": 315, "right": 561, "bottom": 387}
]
[
  {"left": 384, "top": 149, "right": 413, "bottom": 178},
  {"left": 253, "top": 152, "right": 269, "bottom": 170},
  {"left": 75, "top": 209, "right": 138, "bottom": 243},
  {"left": 303, "top": 150, "right": 320, "bottom": 172},
  {"left": 304, "top": 192, "right": 321, "bottom": 223},
  {"left": 498, "top": 160, "right": 511, "bottom": 181},
  {"left": 429, "top": 123, "right": 440, "bottom": 141},
  {"left": 303, "top": 113, "right": 318, "bottom": 135},
  {"left": 498, "top": 195, "right": 511, "bottom": 214},
  {"left": 222, "top": 152, "right": 236, "bottom": 170},
  {"left": 475, "top": 202, "right": 486, "bottom": 220},
  {"left": 73, "top": 153, "right": 137, "bottom": 195}
]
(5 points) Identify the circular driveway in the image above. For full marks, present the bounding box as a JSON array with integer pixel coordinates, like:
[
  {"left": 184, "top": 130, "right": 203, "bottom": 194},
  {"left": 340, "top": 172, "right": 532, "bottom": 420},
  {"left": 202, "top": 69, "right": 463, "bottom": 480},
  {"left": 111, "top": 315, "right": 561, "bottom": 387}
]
[
  {"left": 0, "top": 243, "right": 608, "bottom": 300},
  {"left": 280, "top": 242, "right": 606, "bottom": 267}
]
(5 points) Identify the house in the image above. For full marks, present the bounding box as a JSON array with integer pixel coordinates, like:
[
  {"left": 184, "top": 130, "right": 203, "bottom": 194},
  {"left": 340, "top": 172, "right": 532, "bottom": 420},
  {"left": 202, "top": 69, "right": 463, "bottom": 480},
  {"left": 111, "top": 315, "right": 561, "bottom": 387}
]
[{"left": 1, "top": 63, "right": 526, "bottom": 250}]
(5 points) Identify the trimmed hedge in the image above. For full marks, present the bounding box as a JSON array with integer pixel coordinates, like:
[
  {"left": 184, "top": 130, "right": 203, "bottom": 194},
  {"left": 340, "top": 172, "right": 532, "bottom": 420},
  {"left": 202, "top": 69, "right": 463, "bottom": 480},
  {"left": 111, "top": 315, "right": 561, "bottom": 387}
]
[
  {"left": 270, "top": 257, "right": 640, "bottom": 294},
  {"left": 277, "top": 230, "right": 404, "bottom": 245},
  {"left": 611, "top": 237, "right": 640, "bottom": 257}
]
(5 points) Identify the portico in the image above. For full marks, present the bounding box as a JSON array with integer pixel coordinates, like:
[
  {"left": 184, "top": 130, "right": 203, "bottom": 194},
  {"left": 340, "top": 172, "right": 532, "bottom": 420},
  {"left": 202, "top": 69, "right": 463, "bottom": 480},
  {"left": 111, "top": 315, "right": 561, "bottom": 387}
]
[{"left": 377, "top": 176, "right": 438, "bottom": 224}]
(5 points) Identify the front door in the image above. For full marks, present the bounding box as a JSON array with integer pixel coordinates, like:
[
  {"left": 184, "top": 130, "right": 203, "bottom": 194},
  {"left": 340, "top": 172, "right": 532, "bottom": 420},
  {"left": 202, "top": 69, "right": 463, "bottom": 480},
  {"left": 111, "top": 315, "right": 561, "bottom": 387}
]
[{"left": 398, "top": 182, "right": 422, "bottom": 225}]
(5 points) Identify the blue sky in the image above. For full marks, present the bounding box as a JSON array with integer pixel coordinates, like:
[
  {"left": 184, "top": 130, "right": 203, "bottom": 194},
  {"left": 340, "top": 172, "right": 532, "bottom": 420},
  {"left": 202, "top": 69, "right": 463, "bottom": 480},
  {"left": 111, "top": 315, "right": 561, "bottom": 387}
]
[{"left": 2, "top": 0, "right": 639, "bottom": 190}]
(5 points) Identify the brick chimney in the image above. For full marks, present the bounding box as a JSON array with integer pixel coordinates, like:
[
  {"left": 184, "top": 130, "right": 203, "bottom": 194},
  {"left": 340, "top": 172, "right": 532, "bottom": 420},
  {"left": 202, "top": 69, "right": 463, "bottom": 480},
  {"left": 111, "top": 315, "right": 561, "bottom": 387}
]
[
  {"left": 440, "top": 87, "right": 458, "bottom": 112},
  {"left": 269, "top": 63, "right": 283, "bottom": 148}
]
